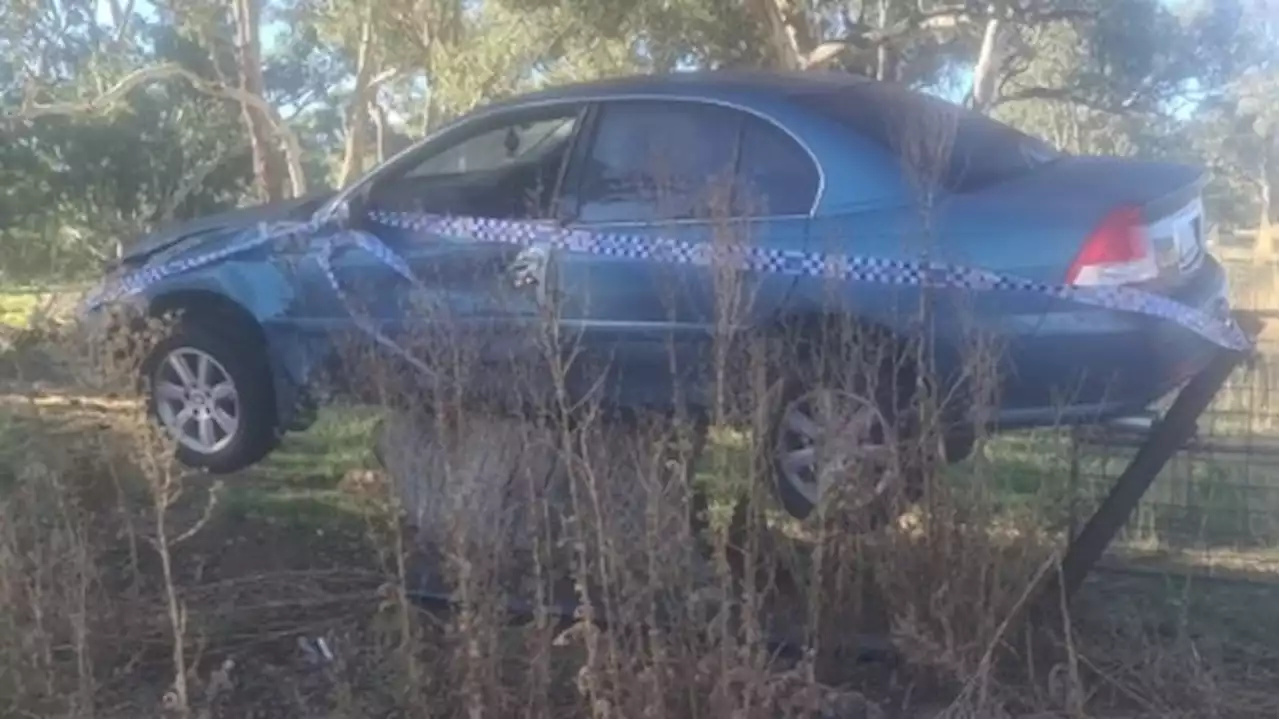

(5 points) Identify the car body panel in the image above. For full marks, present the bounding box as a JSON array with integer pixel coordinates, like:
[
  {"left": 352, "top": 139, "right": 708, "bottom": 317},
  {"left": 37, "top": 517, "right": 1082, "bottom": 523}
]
[
  {"left": 1004, "top": 255, "right": 1229, "bottom": 426},
  {"left": 118, "top": 192, "right": 334, "bottom": 267},
  {"left": 539, "top": 92, "right": 825, "bottom": 408},
  {"left": 553, "top": 215, "right": 812, "bottom": 409},
  {"left": 78, "top": 70, "right": 1233, "bottom": 441}
]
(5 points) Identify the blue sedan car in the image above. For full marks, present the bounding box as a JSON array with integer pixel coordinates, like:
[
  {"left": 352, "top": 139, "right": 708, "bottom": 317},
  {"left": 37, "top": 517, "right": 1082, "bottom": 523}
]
[{"left": 80, "top": 71, "right": 1233, "bottom": 519}]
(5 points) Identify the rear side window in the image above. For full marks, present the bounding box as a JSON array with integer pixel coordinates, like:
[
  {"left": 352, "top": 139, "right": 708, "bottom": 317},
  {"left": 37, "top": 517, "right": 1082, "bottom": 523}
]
[
  {"left": 792, "top": 85, "right": 1061, "bottom": 193},
  {"left": 576, "top": 100, "right": 740, "bottom": 223},
  {"left": 734, "top": 116, "right": 819, "bottom": 216}
]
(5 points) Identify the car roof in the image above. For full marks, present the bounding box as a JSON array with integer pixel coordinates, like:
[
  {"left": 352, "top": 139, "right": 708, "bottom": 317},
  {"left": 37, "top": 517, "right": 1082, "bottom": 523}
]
[{"left": 486, "top": 69, "right": 876, "bottom": 109}]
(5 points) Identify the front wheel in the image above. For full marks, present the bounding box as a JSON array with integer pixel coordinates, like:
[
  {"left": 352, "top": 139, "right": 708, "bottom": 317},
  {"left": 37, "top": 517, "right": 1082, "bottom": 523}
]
[{"left": 140, "top": 322, "right": 279, "bottom": 473}]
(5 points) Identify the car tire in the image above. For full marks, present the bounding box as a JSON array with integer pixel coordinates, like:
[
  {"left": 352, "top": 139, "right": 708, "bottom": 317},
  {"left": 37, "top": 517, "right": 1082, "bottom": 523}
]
[
  {"left": 139, "top": 321, "right": 279, "bottom": 473},
  {"left": 759, "top": 322, "right": 928, "bottom": 528}
]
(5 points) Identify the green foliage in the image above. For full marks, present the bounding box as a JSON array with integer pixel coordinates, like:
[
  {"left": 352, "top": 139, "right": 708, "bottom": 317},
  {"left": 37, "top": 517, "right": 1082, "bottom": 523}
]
[
  {"left": 0, "top": 0, "right": 1275, "bottom": 282},
  {"left": 0, "top": 10, "right": 256, "bottom": 280}
]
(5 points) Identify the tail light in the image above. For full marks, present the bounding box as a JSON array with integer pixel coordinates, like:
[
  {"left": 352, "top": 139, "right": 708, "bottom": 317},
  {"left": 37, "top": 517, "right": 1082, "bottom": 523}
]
[{"left": 1065, "top": 205, "right": 1158, "bottom": 286}]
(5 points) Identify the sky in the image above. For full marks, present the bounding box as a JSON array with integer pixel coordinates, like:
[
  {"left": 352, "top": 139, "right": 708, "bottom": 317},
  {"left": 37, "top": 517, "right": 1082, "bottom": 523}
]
[
  {"left": 93, "top": 0, "right": 1226, "bottom": 123},
  {"left": 93, "top": 0, "right": 291, "bottom": 51}
]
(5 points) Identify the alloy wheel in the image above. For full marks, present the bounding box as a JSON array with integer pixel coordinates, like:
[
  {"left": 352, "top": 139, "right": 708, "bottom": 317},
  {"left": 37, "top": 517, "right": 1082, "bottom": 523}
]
[
  {"left": 152, "top": 347, "right": 241, "bottom": 455},
  {"left": 774, "top": 388, "right": 898, "bottom": 511}
]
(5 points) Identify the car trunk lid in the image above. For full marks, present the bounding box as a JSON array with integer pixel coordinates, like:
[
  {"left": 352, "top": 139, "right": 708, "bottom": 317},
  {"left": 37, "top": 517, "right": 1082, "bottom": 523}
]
[{"left": 960, "top": 155, "right": 1210, "bottom": 293}]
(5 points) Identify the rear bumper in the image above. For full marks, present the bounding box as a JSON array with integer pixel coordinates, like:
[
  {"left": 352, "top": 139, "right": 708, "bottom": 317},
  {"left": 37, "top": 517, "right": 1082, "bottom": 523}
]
[{"left": 991, "top": 256, "right": 1233, "bottom": 429}]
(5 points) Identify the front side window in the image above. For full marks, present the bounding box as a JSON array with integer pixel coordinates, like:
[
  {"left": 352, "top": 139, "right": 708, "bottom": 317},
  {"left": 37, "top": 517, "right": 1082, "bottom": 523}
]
[
  {"left": 370, "top": 105, "right": 584, "bottom": 220},
  {"left": 405, "top": 115, "right": 579, "bottom": 179},
  {"left": 575, "top": 100, "right": 741, "bottom": 223}
]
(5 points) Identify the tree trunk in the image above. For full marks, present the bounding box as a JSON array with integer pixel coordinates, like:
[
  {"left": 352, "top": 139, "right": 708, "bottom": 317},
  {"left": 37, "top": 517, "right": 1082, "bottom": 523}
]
[
  {"left": 1256, "top": 180, "right": 1278, "bottom": 261},
  {"left": 1264, "top": 142, "right": 1278, "bottom": 227},
  {"left": 875, "top": 0, "right": 892, "bottom": 81},
  {"left": 337, "top": 0, "right": 378, "bottom": 187},
  {"left": 230, "top": 0, "right": 287, "bottom": 202},
  {"left": 969, "top": 8, "right": 1006, "bottom": 114},
  {"left": 372, "top": 100, "right": 389, "bottom": 164},
  {"left": 1254, "top": 134, "right": 1274, "bottom": 259},
  {"left": 748, "top": 0, "right": 804, "bottom": 70}
]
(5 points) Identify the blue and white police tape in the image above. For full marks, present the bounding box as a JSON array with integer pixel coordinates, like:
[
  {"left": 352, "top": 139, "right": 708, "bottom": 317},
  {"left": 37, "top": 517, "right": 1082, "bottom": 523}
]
[
  {"left": 78, "top": 213, "right": 443, "bottom": 379},
  {"left": 367, "top": 210, "right": 1252, "bottom": 353},
  {"left": 313, "top": 231, "right": 442, "bottom": 378},
  {"left": 80, "top": 208, "right": 1253, "bottom": 354}
]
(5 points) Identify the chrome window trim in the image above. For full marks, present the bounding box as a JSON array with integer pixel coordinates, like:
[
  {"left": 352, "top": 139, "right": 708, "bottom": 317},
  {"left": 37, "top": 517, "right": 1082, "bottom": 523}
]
[{"left": 321, "top": 90, "right": 826, "bottom": 222}]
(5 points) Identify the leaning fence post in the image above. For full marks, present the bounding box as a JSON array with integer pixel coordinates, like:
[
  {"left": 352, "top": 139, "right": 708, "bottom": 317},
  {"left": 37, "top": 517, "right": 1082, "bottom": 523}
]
[{"left": 1040, "top": 345, "right": 1249, "bottom": 613}]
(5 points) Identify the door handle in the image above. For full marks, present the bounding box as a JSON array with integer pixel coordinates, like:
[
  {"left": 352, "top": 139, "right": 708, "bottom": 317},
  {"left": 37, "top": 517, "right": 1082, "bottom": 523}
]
[{"left": 507, "top": 245, "right": 550, "bottom": 289}]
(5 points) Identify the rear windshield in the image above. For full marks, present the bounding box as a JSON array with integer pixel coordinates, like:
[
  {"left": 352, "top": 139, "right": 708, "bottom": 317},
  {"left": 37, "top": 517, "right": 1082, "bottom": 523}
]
[{"left": 790, "top": 84, "right": 1062, "bottom": 193}]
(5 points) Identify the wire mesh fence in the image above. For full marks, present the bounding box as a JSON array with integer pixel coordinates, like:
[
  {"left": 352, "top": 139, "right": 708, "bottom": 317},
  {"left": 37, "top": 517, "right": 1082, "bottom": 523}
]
[{"left": 1061, "top": 259, "right": 1278, "bottom": 582}]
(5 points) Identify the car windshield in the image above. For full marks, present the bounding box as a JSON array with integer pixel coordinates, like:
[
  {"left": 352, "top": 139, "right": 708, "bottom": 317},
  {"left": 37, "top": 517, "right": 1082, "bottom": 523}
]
[{"left": 789, "top": 84, "right": 1062, "bottom": 193}]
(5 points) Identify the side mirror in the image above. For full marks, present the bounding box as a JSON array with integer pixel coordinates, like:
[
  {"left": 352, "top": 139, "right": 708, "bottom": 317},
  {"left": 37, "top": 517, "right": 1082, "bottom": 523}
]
[
  {"left": 344, "top": 192, "right": 368, "bottom": 227},
  {"left": 315, "top": 192, "right": 366, "bottom": 231}
]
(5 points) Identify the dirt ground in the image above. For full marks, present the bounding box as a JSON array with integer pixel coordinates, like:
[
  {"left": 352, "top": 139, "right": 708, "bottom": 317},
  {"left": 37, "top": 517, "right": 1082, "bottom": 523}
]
[{"left": 0, "top": 329, "right": 1276, "bottom": 719}]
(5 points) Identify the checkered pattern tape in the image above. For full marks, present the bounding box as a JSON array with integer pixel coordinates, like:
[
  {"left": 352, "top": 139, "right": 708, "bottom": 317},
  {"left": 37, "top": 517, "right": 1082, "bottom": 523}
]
[
  {"left": 79, "top": 209, "right": 1253, "bottom": 353},
  {"left": 312, "top": 232, "right": 439, "bottom": 379}
]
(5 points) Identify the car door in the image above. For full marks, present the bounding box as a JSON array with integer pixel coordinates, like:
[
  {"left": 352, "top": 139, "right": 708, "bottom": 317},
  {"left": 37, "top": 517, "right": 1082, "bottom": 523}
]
[
  {"left": 550, "top": 98, "right": 818, "bottom": 411},
  {"left": 296, "top": 101, "right": 588, "bottom": 394}
]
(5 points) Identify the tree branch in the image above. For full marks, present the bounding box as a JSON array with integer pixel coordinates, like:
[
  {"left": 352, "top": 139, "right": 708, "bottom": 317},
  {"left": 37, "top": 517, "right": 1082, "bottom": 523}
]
[
  {"left": 282, "top": 89, "right": 318, "bottom": 122},
  {"left": 803, "top": 1, "right": 1089, "bottom": 68},
  {"left": 368, "top": 66, "right": 401, "bottom": 90},
  {"left": 111, "top": 0, "right": 137, "bottom": 45},
  {"left": 9, "top": 63, "right": 309, "bottom": 196},
  {"left": 157, "top": 138, "right": 250, "bottom": 223},
  {"left": 991, "top": 85, "right": 1156, "bottom": 115},
  {"left": 10, "top": 63, "right": 175, "bottom": 118}
]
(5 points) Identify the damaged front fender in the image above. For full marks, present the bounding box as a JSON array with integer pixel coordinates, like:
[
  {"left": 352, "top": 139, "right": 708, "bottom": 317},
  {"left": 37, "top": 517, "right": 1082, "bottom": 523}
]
[{"left": 77, "top": 226, "right": 350, "bottom": 436}]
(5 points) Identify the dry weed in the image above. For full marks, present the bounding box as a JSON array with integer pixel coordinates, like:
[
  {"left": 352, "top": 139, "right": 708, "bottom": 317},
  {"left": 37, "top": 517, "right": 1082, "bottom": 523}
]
[{"left": 0, "top": 154, "right": 1273, "bottom": 719}]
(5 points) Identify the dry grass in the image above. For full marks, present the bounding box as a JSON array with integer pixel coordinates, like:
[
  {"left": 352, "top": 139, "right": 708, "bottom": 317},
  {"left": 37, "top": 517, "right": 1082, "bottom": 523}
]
[
  {"left": 1, "top": 157, "right": 1275, "bottom": 718},
  {"left": 0, "top": 293, "right": 1273, "bottom": 719}
]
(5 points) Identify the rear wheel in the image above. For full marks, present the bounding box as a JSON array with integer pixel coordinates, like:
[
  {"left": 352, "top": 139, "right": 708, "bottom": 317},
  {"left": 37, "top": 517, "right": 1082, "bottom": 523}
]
[
  {"left": 141, "top": 322, "right": 279, "bottom": 473},
  {"left": 759, "top": 322, "right": 928, "bottom": 528},
  {"left": 771, "top": 386, "right": 904, "bottom": 521}
]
